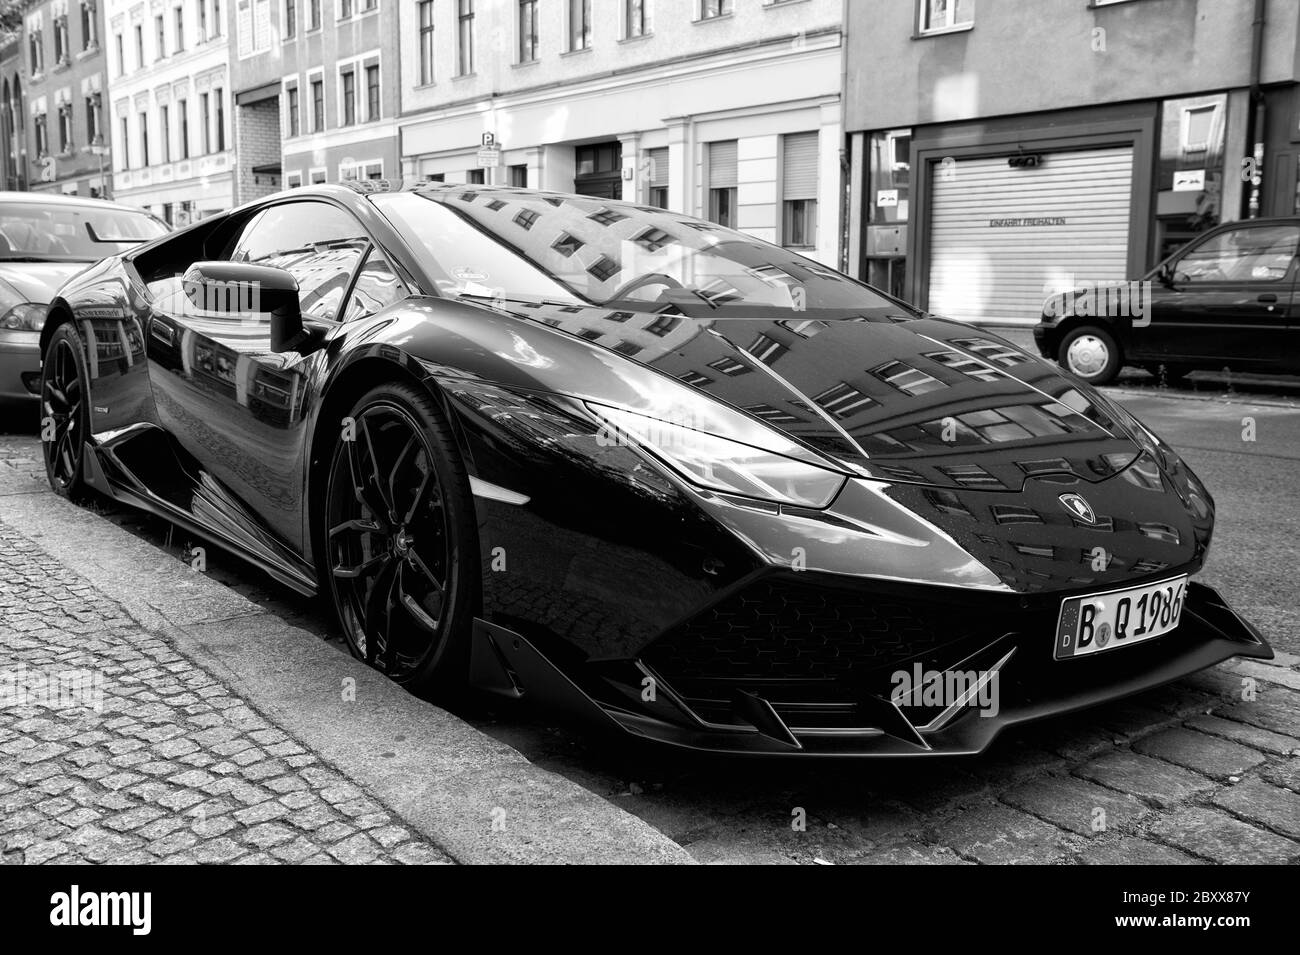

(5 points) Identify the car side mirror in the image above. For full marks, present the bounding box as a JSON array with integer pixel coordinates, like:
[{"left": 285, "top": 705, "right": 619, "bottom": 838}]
[
  {"left": 181, "top": 261, "right": 314, "bottom": 353},
  {"left": 1155, "top": 263, "right": 1174, "bottom": 287}
]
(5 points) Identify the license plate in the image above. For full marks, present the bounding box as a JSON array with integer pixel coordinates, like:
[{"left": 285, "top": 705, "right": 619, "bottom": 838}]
[{"left": 1054, "top": 576, "right": 1188, "bottom": 660}]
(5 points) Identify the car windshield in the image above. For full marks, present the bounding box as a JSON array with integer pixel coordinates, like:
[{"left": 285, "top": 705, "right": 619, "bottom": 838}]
[
  {"left": 370, "top": 189, "right": 917, "bottom": 320},
  {"left": 0, "top": 202, "right": 167, "bottom": 262}
]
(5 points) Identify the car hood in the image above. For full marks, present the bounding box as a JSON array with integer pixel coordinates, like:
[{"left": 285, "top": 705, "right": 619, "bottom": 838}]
[
  {"left": 396, "top": 296, "right": 1144, "bottom": 493},
  {"left": 0, "top": 260, "right": 90, "bottom": 303}
]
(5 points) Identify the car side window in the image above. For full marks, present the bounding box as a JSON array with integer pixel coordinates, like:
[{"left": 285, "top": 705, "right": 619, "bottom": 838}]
[
  {"left": 343, "top": 247, "right": 409, "bottom": 322},
  {"left": 1174, "top": 225, "right": 1300, "bottom": 283},
  {"left": 228, "top": 201, "right": 369, "bottom": 322}
]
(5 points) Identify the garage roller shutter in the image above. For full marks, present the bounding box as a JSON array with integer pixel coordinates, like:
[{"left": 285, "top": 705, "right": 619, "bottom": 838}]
[
  {"left": 927, "top": 146, "right": 1134, "bottom": 325},
  {"left": 709, "top": 141, "right": 738, "bottom": 189},
  {"left": 783, "top": 132, "right": 819, "bottom": 200}
]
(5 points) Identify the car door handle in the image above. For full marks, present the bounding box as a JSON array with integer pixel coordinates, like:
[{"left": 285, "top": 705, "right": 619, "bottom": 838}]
[{"left": 1257, "top": 293, "right": 1278, "bottom": 303}]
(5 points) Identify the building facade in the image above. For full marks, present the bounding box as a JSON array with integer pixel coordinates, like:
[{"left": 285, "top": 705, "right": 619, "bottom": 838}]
[
  {"left": 105, "top": 0, "right": 232, "bottom": 224},
  {"left": 16, "top": 0, "right": 110, "bottom": 197},
  {"left": 1, "top": 30, "right": 27, "bottom": 191},
  {"left": 396, "top": 0, "right": 844, "bottom": 267},
  {"left": 228, "top": 0, "right": 401, "bottom": 205},
  {"left": 845, "top": 0, "right": 1300, "bottom": 324}
]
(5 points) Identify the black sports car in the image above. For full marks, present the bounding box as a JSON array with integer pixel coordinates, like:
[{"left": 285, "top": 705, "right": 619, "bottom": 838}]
[{"left": 38, "top": 181, "right": 1271, "bottom": 756}]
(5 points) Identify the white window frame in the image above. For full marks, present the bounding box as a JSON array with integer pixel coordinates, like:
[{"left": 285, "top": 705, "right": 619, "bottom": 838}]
[
  {"left": 339, "top": 158, "right": 383, "bottom": 181},
  {"left": 918, "top": 0, "right": 974, "bottom": 36},
  {"left": 308, "top": 166, "right": 327, "bottom": 184},
  {"left": 305, "top": 66, "right": 325, "bottom": 132},
  {"left": 281, "top": 76, "right": 300, "bottom": 139},
  {"left": 335, "top": 50, "right": 380, "bottom": 127},
  {"left": 286, "top": 170, "right": 303, "bottom": 188}
]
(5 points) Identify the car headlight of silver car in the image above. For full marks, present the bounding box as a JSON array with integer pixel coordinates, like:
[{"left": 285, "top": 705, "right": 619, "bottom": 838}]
[
  {"left": 0, "top": 302, "right": 46, "bottom": 331},
  {"left": 586, "top": 402, "right": 847, "bottom": 508}
]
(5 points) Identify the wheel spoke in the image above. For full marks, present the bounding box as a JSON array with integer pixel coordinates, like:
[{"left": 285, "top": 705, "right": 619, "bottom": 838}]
[
  {"left": 401, "top": 465, "right": 439, "bottom": 526},
  {"left": 45, "top": 383, "right": 68, "bottom": 411},
  {"left": 407, "top": 549, "right": 445, "bottom": 599},
  {"left": 332, "top": 551, "right": 390, "bottom": 580},
  {"left": 387, "top": 434, "right": 417, "bottom": 514},
  {"left": 359, "top": 414, "right": 397, "bottom": 519},
  {"left": 346, "top": 427, "right": 392, "bottom": 527},
  {"left": 363, "top": 560, "right": 399, "bottom": 664},
  {"left": 329, "top": 517, "right": 383, "bottom": 540}
]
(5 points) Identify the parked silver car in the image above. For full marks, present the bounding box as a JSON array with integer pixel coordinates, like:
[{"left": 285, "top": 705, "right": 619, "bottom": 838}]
[{"left": 0, "top": 192, "right": 167, "bottom": 405}]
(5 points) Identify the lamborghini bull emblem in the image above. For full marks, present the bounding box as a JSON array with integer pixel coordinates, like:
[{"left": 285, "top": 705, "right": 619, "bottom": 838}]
[{"left": 1059, "top": 492, "right": 1097, "bottom": 524}]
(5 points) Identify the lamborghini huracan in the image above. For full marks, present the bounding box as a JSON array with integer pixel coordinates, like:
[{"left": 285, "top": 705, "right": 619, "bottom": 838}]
[{"left": 37, "top": 181, "right": 1272, "bottom": 755}]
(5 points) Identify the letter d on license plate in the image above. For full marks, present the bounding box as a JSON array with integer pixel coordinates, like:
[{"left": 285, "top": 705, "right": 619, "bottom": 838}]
[{"left": 1055, "top": 575, "right": 1188, "bottom": 660}]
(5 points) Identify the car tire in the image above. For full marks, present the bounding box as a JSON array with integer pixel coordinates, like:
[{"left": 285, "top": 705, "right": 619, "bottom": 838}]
[
  {"left": 1144, "top": 362, "right": 1190, "bottom": 385},
  {"left": 322, "top": 381, "right": 479, "bottom": 696},
  {"left": 39, "top": 322, "right": 95, "bottom": 502},
  {"left": 1058, "top": 325, "right": 1122, "bottom": 385}
]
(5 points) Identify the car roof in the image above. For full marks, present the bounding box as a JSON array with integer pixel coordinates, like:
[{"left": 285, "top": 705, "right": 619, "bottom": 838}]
[{"left": 0, "top": 191, "right": 154, "bottom": 216}]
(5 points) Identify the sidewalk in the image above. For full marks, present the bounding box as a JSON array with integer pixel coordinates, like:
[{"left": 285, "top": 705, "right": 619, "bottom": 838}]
[{"left": 0, "top": 436, "right": 691, "bottom": 865}]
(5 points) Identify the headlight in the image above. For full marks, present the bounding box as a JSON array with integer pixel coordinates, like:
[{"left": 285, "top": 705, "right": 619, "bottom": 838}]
[
  {"left": 587, "top": 402, "right": 847, "bottom": 508},
  {"left": 0, "top": 303, "right": 47, "bottom": 331}
]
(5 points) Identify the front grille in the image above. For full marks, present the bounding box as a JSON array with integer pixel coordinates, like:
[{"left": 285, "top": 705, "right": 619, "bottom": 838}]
[{"left": 642, "top": 577, "right": 996, "bottom": 688}]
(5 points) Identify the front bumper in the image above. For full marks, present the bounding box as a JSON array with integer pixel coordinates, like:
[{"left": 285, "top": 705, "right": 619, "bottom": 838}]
[
  {"left": 0, "top": 331, "right": 41, "bottom": 402},
  {"left": 469, "top": 580, "right": 1271, "bottom": 757}
]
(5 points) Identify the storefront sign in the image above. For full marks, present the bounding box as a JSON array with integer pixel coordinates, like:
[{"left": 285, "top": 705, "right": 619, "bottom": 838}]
[
  {"left": 1172, "top": 169, "right": 1205, "bottom": 192},
  {"left": 876, "top": 189, "right": 899, "bottom": 207},
  {"left": 988, "top": 217, "right": 1067, "bottom": 227}
]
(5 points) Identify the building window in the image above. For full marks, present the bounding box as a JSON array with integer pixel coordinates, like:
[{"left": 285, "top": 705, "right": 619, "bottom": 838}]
[
  {"left": 457, "top": 0, "right": 475, "bottom": 75},
  {"left": 552, "top": 233, "right": 584, "bottom": 257},
  {"left": 200, "top": 93, "right": 210, "bottom": 153},
  {"left": 588, "top": 208, "right": 626, "bottom": 226},
  {"left": 286, "top": 171, "right": 303, "bottom": 188},
  {"left": 199, "top": 1, "right": 208, "bottom": 39},
  {"left": 215, "top": 88, "right": 225, "bottom": 150},
  {"left": 645, "top": 314, "right": 681, "bottom": 337},
  {"left": 633, "top": 227, "right": 675, "bottom": 252},
  {"left": 1181, "top": 104, "right": 1218, "bottom": 153},
  {"left": 340, "top": 0, "right": 353, "bottom": 18},
  {"left": 310, "top": 75, "right": 324, "bottom": 130},
  {"left": 308, "top": 0, "right": 320, "bottom": 29},
  {"left": 466, "top": 168, "right": 485, "bottom": 184},
  {"left": 518, "top": 0, "right": 538, "bottom": 62},
  {"left": 213, "top": 0, "right": 223, "bottom": 36},
  {"left": 340, "top": 159, "right": 383, "bottom": 181},
  {"left": 54, "top": 17, "right": 68, "bottom": 64},
  {"left": 310, "top": 168, "right": 326, "bottom": 184},
  {"left": 114, "top": 33, "right": 123, "bottom": 74},
  {"left": 626, "top": 0, "right": 647, "bottom": 37},
  {"left": 587, "top": 256, "right": 620, "bottom": 282},
  {"left": 509, "top": 164, "right": 527, "bottom": 187},
  {"left": 174, "top": 6, "right": 184, "bottom": 51},
  {"left": 365, "top": 64, "right": 379, "bottom": 121},
  {"left": 513, "top": 208, "right": 539, "bottom": 230},
  {"left": 340, "top": 68, "right": 356, "bottom": 125},
  {"left": 700, "top": 0, "right": 731, "bottom": 20},
  {"left": 418, "top": 0, "right": 435, "bottom": 83},
  {"left": 177, "top": 98, "right": 189, "bottom": 158},
  {"left": 707, "top": 140, "right": 737, "bottom": 228},
  {"left": 155, "top": 14, "right": 165, "bottom": 58},
  {"left": 782, "top": 131, "right": 818, "bottom": 249},
  {"left": 920, "top": 0, "right": 973, "bottom": 34},
  {"left": 569, "top": 0, "right": 590, "bottom": 50},
  {"left": 647, "top": 146, "right": 668, "bottom": 208},
  {"left": 284, "top": 0, "right": 296, "bottom": 38},
  {"left": 57, "top": 105, "right": 71, "bottom": 153},
  {"left": 134, "top": 23, "right": 143, "bottom": 67},
  {"left": 286, "top": 85, "right": 300, "bottom": 137},
  {"left": 81, "top": 3, "right": 98, "bottom": 51},
  {"left": 29, "top": 30, "right": 44, "bottom": 74},
  {"left": 116, "top": 116, "right": 125, "bottom": 166},
  {"left": 86, "top": 93, "right": 102, "bottom": 144},
  {"left": 160, "top": 104, "right": 170, "bottom": 162},
  {"left": 139, "top": 110, "right": 149, "bottom": 166}
]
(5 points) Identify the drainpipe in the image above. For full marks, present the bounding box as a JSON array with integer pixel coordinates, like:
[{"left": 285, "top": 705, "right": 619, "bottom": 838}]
[
  {"left": 1245, "top": 0, "right": 1266, "bottom": 218},
  {"left": 838, "top": 0, "right": 850, "bottom": 273}
]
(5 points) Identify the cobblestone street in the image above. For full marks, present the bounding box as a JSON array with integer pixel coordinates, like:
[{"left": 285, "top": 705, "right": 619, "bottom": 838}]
[{"left": 0, "top": 518, "right": 453, "bottom": 865}]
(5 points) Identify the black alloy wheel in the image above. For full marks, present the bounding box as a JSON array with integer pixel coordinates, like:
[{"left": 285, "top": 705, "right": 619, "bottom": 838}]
[
  {"left": 41, "top": 323, "right": 93, "bottom": 500},
  {"left": 324, "top": 383, "right": 476, "bottom": 692}
]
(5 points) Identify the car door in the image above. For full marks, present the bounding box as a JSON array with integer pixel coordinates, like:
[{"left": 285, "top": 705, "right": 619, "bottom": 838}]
[
  {"left": 144, "top": 200, "right": 371, "bottom": 554},
  {"left": 1141, "top": 222, "right": 1299, "bottom": 370}
]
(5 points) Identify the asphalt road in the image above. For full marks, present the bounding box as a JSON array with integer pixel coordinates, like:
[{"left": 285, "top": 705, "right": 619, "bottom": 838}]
[{"left": 3, "top": 373, "right": 1298, "bottom": 864}]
